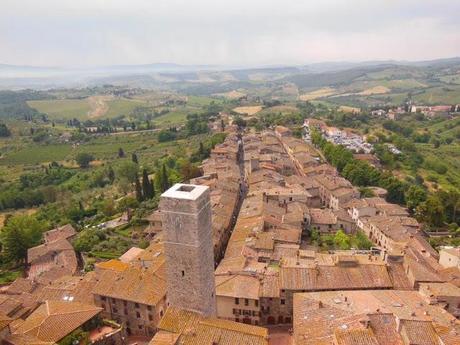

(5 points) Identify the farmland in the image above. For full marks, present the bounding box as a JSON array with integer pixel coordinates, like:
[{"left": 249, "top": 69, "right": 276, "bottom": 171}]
[
  {"left": 233, "top": 105, "right": 263, "bottom": 116},
  {"left": 27, "top": 97, "right": 148, "bottom": 121}
]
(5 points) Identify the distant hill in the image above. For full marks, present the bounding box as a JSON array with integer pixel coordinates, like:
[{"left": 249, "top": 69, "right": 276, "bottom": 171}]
[{"left": 1, "top": 57, "right": 460, "bottom": 92}]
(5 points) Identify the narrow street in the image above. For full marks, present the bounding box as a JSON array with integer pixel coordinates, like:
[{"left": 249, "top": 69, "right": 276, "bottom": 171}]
[
  {"left": 228, "top": 130, "right": 248, "bottom": 237},
  {"left": 215, "top": 130, "right": 247, "bottom": 266}
]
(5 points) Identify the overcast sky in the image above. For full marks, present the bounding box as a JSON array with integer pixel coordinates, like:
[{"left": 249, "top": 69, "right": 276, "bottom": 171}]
[{"left": 1, "top": 0, "right": 460, "bottom": 67}]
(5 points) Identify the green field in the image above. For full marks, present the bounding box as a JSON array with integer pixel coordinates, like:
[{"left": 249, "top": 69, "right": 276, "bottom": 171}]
[
  {"left": 104, "top": 99, "right": 146, "bottom": 118},
  {"left": 412, "top": 86, "right": 460, "bottom": 104},
  {"left": 27, "top": 97, "right": 148, "bottom": 121},
  {"left": 186, "top": 95, "right": 221, "bottom": 107},
  {"left": 153, "top": 110, "right": 188, "bottom": 126},
  {"left": 28, "top": 99, "right": 91, "bottom": 120}
]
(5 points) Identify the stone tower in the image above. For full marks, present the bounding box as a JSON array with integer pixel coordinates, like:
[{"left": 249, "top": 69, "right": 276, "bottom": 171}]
[{"left": 160, "top": 183, "right": 217, "bottom": 317}]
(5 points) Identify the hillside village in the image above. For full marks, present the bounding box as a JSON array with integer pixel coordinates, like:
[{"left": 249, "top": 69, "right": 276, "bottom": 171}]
[{"left": 0, "top": 122, "right": 458, "bottom": 345}]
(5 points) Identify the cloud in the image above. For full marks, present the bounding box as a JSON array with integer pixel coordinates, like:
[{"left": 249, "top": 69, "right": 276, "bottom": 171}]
[{"left": 1, "top": 0, "right": 459, "bottom": 66}]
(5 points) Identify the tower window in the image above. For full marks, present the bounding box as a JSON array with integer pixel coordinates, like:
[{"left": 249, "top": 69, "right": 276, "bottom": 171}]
[{"left": 181, "top": 270, "right": 185, "bottom": 277}]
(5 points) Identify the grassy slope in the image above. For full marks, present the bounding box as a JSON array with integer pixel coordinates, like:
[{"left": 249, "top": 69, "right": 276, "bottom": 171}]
[
  {"left": 28, "top": 99, "right": 91, "bottom": 120},
  {"left": 28, "top": 98, "right": 148, "bottom": 121}
]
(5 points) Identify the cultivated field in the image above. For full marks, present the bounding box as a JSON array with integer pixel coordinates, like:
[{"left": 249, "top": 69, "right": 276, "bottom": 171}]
[
  {"left": 214, "top": 90, "right": 246, "bottom": 99},
  {"left": 233, "top": 105, "right": 263, "bottom": 116},
  {"left": 338, "top": 105, "right": 361, "bottom": 113},
  {"left": 28, "top": 99, "right": 91, "bottom": 120},
  {"left": 28, "top": 97, "right": 147, "bottom": 121},
  {"left": 299, "top": 87, "right": 336, "bottom": 101},
  {"left": 357, "top": 85, "right": 390, "bottom": 95}
]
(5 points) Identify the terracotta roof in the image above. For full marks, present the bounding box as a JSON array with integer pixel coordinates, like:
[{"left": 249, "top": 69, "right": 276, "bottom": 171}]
[
  {"left": 293, "top": 290, "right": 459, "bottom": 345},
  {"left": 0, "top": 311, "right": 13, "bottom": 331},
  {"left": 14, "top": 301, "right": 101, "bottom": 343},
  {"left": 4, "top": 278, "right": 37, "bottom": 295},
  {"left": 399, "top": 320, "right": 441, "bottom": 345},
  {"left": 148, "top": 331, "right": 180, "bottom": 345},
  {"left": 119, "top": 247, "right": 145, "bottom": 263},
  {"left": 439, "top": 267, "right": 460, "bottom": 287},
  {"left": 215, "top": 275, "right": 260, "bottom": 300},
  {"left": 35, "top": 273, "right": 98, "bottom": 305},
  {"left": 254, "top": 232, "right": 275, "bottom": 251},
  {"left": 92, "top": 264, "right": 166, "bottom": 306},
  {"left": 157, "top": 306, "right": 268, "bottom": 345},
  {"left": 95, "top": 259, "right": 129, "bottom": 272},
  {"left": 419, "top": 282, "right": 460, "bottom": 297},
  {"left": 334, "top": 328, "right": 379, "bottom": 345},
  {"left": 43, "top": 224, "right": 76, "bottom": 244},
  {"left": 27, "top": 239, "right": 74, "bottom": 264},
  {"left": 280, "top": 265, "right": 393, "bottom": 291}
]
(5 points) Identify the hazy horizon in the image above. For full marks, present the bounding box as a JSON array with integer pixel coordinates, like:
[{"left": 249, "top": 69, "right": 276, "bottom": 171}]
[{"left": 2, "top": 0, "right": 460, "bottom": 68}]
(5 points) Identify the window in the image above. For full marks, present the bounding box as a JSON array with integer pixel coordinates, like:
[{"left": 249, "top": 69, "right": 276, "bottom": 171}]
[
  {"left": 160, "top": 310, "right": 164, "bottom": 317},
  {"left": 255, "top": 300, "right": 259, "bottom": 307},
  {"left": 147, "top": 306, "right": 152, "bottom": 311},
  {"left": 123, "top": 301, "right": 127, "bottom": 306},
  {"left": 113, "top": 307, "right": 118, "bottom": 314},
  {"left": 235, "top": 318, "right": 239, "bottom": 322},
  {"left": 235, "top": 298, "right": 240, "bottom": 305},
  {"left": 135, "top": 303, "right": 140, "bottom": 308},
  {"left": 181, "top": 270, "right": 185, "bottom": 277},
  {"left": 101, "top": 296, "right": 106, "bottom": 301},
  {"left": 138, "top": 325, "right": 143, "bottom": 330},
  {"left": 101, "top": 303, "right": 106, "bottom": 310},
  {"left": 136, "top": 312, "right": 141, "bottom": 318},
  {"left": 281, "top": 299, "right": 285, "bottom": 305},
  {"left": 149, "top": 314, "right": 153, "bottom": 321},
  {"left": 124, "top": 309, "right": 128, "bottom": 315},
  {"left": 245, "top": 299, "right": 249, "bottom": 306}
]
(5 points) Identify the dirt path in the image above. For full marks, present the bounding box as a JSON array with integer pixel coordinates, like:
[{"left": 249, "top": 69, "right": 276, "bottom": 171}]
[{"left": 87, "top": 95, "right": 112, "bottom": 118}]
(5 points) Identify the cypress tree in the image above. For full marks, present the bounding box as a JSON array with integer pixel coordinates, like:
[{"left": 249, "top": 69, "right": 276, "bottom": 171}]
[
  {"left": 107, "top": 166, "right": 115, "bottom": 184},
  {"left": 132, "top": 153, "right": 138, "bottom": 164},
  {"left": 142, "top": 169, "right": 153, "bottom": 199},
  {"left": 160, "top": 164, "right": 170, "bottom": 192},
  {"left": 135, "top": 174, "right": 143, "bottom": 202},
  {"left": 118, "top": 147, "right": 125, "bottom": 158}
]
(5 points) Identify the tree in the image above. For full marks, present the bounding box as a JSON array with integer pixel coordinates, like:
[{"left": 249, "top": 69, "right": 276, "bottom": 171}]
[
  {"left": 0, "top": 124, "right": 11, "bottom": 137},
  {"left": 131, "top": 153, "right": 139, "bottom": 164},
  {"left": 233, "top": 116, "right": 247, "bottom": 128},
  {"left": 156, "top": 163, "right": 171, "bottom": 192},
  {"left": 351, "top": 231, "right": 373, "bottom": 250},
  {"left": 158, "top": 129, "right": 176, "bottom": 142},
  {"left": 416, "top": 195, "right": 445, "bottom": 227},
  {"left": 75, "top": 152, "right": 94, "bottom": 168},
  {"left": 221, "top": 119, "right": 225, "bottom": 131},
  {"left": 116, "top": 161, "right": 139, "bottom": 183},
  {"left": 107, "top": 166, "right": 115, "bottom": 184},
  {"left": 0, "top": 215, "right": 45, "bottom": 263},
  {"left": 180, "top": 162, "right": 201, "bottom": 181},
  {"left": 118, "top": 147, "right": 125, "bottom": 158},
  {"left": 333, "top": 230, "right": 351, "bottom": 250},
  {"left": 135, "top": 174, "right": 143, "bottom": 202},
  {"left": 142, "top": 169, "right": 155, "bottom": 199},
  {"left": 405, "top": 185, "right": 427, "bottom": 211}
]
